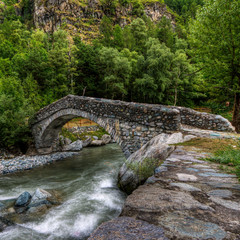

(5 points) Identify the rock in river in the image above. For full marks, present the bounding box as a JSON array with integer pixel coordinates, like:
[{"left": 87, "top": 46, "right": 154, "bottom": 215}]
[{"left": 15, "top": 192, "right": 31, "bottom": 207}]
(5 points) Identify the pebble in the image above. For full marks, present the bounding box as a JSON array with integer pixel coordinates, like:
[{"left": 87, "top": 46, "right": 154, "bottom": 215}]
[{"left": 0, "top": 152, "right": 79, "bottom": 175}]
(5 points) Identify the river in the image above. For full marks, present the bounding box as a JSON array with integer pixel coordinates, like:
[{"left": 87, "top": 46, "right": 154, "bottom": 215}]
[{"left": 0, "top": 144, "right": 126, "bottom": 240}]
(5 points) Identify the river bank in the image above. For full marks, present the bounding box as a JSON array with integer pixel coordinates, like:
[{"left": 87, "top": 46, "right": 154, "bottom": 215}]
[{"left": 90, "top": 136, "right": 240, "bottom": 240}]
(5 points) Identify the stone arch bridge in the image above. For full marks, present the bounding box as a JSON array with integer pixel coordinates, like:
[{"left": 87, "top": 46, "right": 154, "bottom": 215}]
[{"left": 31, "top": 95, "right": 234, "bottom": 157}]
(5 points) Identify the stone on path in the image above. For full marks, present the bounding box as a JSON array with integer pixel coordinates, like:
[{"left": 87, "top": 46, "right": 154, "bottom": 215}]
[
  {"left": 207, "top": 190, "right": 232, "bottom": 198},
  {"left": 210, "top": 197, "right": 240, "bottom": 211},
  {"left": 170, "top": 182, "right": 201, "bottom": 192},
  {"left": 198, "top": 172, "right": 237, "bottom": 178},
  {"left": 177, "top": 173, "right": 197, "bottom": 182},
  {"left": 159, "top": 213, "right": 227, "bottom": 240},
  {"left": 88, "top": 217, "right": 168, "bottom": 240}
]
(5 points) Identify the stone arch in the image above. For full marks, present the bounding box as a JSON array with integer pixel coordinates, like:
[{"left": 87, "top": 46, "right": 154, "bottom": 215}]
[{"left": 32, "top": 108, "right": 121, "bottom": 155}]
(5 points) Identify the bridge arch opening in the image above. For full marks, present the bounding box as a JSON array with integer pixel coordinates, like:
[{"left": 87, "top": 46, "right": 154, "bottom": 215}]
[{"left": 33, "top": 109, "right": 118, "bottom": 155}]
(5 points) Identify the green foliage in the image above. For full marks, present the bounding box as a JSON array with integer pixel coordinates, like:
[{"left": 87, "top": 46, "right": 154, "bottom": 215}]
[
  {"left": 189, "top": 0, "right": 240, "bottom": 130},
  {"left": 208, "top": 143, "right": 240, "bottom": 179},
  {"left": 0, "top": 77, "right": 33, "bottom": 149}
]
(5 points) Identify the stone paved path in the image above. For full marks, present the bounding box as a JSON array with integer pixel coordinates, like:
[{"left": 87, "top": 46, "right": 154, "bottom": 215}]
[{"left": 90, "top": 146, "right": 240, "bottom": 240}]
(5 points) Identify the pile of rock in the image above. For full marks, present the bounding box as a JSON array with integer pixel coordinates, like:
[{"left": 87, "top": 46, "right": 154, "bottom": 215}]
[
  {"left": 0, "top": 188, "right": 60, "bottom": 230},
  {"left": 60, "top": 134, "right": 112, "bottom": 151}
]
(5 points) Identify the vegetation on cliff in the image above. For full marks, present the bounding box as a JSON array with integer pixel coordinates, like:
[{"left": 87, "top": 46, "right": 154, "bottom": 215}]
[{"left": 0, "top": 0, "right": 239, "bottom": 150}]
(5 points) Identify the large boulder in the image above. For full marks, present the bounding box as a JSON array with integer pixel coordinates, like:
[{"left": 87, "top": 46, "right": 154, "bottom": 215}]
[
  {"left": 63, "top": 140, "right": 83, "bottom": 151},
  {"left": 118, "top": 132, "right": 195, "bottom": 194},
  {"left": 101, "top": 134, "right": 111, "bottom": 144},
  {"left": 15, "top": 192, "right": 31, "bottom": 207}
]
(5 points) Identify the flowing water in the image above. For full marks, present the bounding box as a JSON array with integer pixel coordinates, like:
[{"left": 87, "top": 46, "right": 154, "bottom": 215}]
[{"left": 0, "top": 144, "right": 126, "bottom": 240}]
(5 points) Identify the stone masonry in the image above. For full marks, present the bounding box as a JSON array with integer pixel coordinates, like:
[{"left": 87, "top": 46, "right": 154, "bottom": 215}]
[{"left": 31, "top": 95, "right": 234, "bottom": 157}]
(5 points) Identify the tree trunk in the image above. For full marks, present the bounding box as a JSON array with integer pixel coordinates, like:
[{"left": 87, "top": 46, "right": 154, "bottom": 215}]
[{"left": 232, "top": 92, "right": 240, "bottom": 132}]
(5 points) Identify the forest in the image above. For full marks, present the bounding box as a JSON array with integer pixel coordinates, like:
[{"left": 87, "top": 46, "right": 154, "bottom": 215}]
[{"left": 0, "top": 0, "right": 239, "bottom": 151}]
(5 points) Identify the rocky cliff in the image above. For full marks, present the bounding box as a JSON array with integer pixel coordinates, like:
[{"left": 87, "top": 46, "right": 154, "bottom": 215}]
[{"left": 32, "top": 0, "right": 175, "bottom": 41}]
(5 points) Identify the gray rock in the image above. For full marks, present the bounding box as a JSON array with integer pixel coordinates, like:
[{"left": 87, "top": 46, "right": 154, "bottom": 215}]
[
  {"left": 63, "top": 140, "right": 83, "bottom": 151},
  {"left": 93, "top": 136, "right": 98, "bottom": 140},
  {"left": 91, "top": 140, "right": 104, "bottom": 146},
  {"left": 101, "top": 134, "right": 111, "bottom": 144},
  {"left": 82, "top": 137, "right": 92, "bottom": 147},
  {"left": 15, "top": 192, "right": 31, "bottom": 207},
  {"left": 198, "top": 172, "right": 237, "bottom": 178},
  {"left": 170, "top": 182, "right": 201, "bottom": 192},
  {"left": 30, "top": 188, "right": 51, "bottom": 205},
  {"left": 177, "top": 173, "right": 198, "bottom": 182},
  {"left": 159, "top": 213, "right": 226, "bottom": 240},
  {"left": 88, "top": 217, "right": 168, "bottom": 240},
  {"left": 210, "top": 197, "right": 240, "bottom": 211},
  {"left": 207, "top": 190, "right": 232, "bottom": 198}
]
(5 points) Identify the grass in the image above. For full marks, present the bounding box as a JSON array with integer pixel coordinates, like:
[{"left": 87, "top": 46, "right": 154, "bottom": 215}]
[{"left": 175, "top": 137, "right": 240, "bottom": 180}]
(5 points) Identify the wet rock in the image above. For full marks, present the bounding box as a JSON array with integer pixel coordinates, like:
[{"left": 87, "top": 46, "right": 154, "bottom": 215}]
[
  {"left": 101, "top": 134, "right": 111, "bottom": 144},
  {"left": 88, "top": 217, "right": 168, "bottom": 240},
  {"left": 63, "top": 140, "right": 83, "bottom": 151},
  {"left": 0, "top": 216, "right": 15, "bottom": 232},
  {"left": 30, "top": 189, "right": 51, "bottom": 204},
  {"left": 15, "top": 192, "right": 31, "bottom": 207},
  {"left": 0, "top": 202, "right": 4, "bottom": 210}
]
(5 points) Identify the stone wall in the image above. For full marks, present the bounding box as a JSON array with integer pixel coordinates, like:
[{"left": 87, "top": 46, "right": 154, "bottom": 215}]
[
  {"left": 31, "top": 95, "right": 180, "bottom": 157},
  {"left": 170, "top": 106, "right": 235, "bottom": 132}
]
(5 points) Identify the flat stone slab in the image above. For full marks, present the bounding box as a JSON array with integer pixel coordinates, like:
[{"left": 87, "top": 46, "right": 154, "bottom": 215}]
[
  {"left": 159, "top": 213, "right": 226, "bottom": 240},
  {"left": 207, "top": 190, "right": 232, "bottom": 198},
  {"left": 210, "top": 197, "right": 240, "bottom": 211},
  {"left": 198, "top": 172, "right": 237, "bottom": 178},
  {"left": 88, "top": 217, "right": 168, "bottom": 240},
  {"left": 186, "top": 168, "right": 200, "bottom": 172},
  {"left": 165, "top": 158, "right": 181, "bottom": 162},
  {"left": 170, "top": 183, "right": 201, "bottom": 192},
  {"left": 192, "top": 164, "right": 211, "bottom": 168},
  {"left": 155, "top": 166, "right": 168, "bottom": 174},
  {"left": 177, "top": 173, "right": 197, "bottom": 182},
  {"left": 207, "top": 182, "right": 240, "bottom": 190}
]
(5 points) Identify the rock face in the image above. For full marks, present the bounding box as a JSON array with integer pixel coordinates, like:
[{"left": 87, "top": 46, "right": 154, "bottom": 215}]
[
  {"left": 32, "top": 0, "right": 174, "bottom": 40},
  {"left": 118, "top": 132, "right": 196, "bottom": 194}
]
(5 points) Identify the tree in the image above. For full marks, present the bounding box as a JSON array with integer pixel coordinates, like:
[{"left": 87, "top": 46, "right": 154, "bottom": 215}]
[
  {"left": 99, "top": 47, "right": 131, "bottom": 99},
  {"left": 189, "top": 0, "right": 240, "bottom": 131}
]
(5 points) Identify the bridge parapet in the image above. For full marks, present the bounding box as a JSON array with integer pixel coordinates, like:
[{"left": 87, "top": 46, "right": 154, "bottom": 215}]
[{"left": 31, "top": 95, "right": 234, "bottom": 157}]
